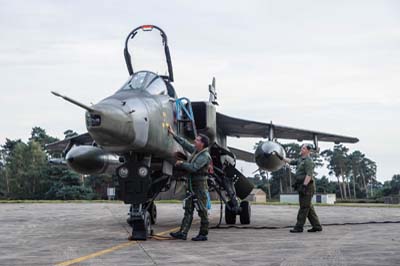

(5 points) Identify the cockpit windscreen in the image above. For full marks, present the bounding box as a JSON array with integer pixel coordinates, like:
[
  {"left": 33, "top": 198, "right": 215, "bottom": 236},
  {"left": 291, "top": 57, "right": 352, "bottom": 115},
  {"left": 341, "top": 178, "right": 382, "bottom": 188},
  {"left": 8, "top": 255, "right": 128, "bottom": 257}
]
[{"left": 119, "top": 71, "right": 168, "bottom": 96}]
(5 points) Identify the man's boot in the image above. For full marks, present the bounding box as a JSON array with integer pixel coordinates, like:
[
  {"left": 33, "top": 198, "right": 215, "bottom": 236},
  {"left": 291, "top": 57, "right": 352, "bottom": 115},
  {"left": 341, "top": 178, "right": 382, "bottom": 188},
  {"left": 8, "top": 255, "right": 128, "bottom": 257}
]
[
  {"left": 170, "top": 231, "right": 187, "bottom": 240},
  {"left": 191, "top": 234, "right": 208, "bottom": 241},
  {"left": 307, "top": 227, "right": 323, "bottom": 232},
  {"left": 290, "top": 227, "right": 303, "bottom": 233}
]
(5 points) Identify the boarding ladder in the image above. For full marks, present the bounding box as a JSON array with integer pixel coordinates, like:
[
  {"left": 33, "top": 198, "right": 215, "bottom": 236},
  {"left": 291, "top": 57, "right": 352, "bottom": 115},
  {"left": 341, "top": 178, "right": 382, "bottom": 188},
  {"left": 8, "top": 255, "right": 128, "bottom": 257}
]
[{"left": 175, "top": 97, "right": 197, "bottom": 139}]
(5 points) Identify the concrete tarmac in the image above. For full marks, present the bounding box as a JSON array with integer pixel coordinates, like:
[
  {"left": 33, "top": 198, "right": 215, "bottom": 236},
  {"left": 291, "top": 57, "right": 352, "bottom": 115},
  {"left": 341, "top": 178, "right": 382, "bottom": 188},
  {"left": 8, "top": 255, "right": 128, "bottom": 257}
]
[{"left": 0, "top": 203, "right": 399, "bottom": 266}]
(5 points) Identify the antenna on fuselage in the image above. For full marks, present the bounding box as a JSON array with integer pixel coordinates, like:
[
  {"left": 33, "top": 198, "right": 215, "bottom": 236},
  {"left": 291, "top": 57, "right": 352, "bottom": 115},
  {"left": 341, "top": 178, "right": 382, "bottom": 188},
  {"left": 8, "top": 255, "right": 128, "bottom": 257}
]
[{"left": 209, "top": 77, "right": 218, "bottom": 105}]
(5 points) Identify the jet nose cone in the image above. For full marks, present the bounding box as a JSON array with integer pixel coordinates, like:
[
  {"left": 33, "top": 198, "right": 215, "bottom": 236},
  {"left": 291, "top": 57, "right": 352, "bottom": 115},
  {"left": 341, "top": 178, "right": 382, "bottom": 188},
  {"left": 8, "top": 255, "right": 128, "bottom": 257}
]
[{"left": 86, "top": 102, "right": 135, "bottom": 146}]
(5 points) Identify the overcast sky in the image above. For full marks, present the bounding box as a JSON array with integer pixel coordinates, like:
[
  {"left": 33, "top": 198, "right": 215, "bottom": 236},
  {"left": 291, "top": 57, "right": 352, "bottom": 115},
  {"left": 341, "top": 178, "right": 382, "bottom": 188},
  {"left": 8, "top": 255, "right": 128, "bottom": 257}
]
[{"left": 0, "top": 0, "right": 399, "bottom": 181}]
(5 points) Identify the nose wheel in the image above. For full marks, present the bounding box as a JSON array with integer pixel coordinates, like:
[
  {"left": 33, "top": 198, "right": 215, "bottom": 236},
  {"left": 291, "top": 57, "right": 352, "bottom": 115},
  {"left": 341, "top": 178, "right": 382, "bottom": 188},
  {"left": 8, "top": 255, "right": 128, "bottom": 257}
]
[
  {"left": 149, "top": 202, "right": 157, "bottom": 225},
  {"left": 127, "top": 204, "right": 153, "bottom": 240}
]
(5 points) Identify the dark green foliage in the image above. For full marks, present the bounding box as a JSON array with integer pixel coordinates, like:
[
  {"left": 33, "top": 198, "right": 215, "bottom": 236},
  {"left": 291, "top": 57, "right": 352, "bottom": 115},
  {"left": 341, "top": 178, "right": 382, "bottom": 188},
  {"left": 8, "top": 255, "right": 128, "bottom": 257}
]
[
  {"left": 380, "top": 174, "right": 400, "bottom": 196},
  {"left": 0, "top": 168, "right": 5, "bottom": 197},
  {"left": 0, "top": 127, "right": 96, "bottom": 200},
  {"left": 0, "top": 128, "right": 63, "bottom": 199},
  {"left": 321, "top": 145, "right": 377, "bottom": 199},
  {"left": 45, "top": 167, "right": 95, "bottom": 200},
  {"left": 2, "top": 141, "right": 49, "bottom": 199},
  {"left": 56, "top": 186, "right": 93, "bottom": 200},
  {"left": 315, "top": 176, "right": 337, "bottom": 194},
  {"left": 29, "top": 127, "right": 59, "bottom": 148}
]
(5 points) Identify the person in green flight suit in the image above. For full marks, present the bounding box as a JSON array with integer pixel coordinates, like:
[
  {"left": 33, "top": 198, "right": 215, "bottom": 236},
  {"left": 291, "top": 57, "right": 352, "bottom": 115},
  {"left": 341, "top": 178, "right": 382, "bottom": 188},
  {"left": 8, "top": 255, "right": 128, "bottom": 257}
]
[
  {"left": 283, "top": 144, "right": 322, "bottom": 233},
  {"left": 168, "top": 126, "right": 211, "bottom": 241}
]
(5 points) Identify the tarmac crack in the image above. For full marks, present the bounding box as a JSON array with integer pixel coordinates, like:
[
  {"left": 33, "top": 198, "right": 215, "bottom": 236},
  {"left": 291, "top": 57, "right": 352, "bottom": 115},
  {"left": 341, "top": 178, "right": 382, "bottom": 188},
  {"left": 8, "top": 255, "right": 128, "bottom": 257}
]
[{"left": 137, "top": 241, "right": 158, "bottom": 266}]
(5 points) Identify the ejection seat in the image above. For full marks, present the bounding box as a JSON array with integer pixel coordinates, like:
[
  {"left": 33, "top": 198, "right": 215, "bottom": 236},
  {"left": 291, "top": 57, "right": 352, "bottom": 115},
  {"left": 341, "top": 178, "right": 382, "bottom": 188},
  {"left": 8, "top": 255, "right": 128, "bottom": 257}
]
[{"left": 166, "top": 82, "right": 177, "bottom": 98}]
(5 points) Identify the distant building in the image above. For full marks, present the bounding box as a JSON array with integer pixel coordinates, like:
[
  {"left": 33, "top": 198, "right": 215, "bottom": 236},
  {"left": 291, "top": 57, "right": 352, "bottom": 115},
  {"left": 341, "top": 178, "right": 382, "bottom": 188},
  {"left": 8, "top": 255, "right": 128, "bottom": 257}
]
[
  {"left": 245, "top": 189, "right": 267, "bottom": 203},
  {"left": 280, "top": 193, "right": 336, "bottom": 204}
]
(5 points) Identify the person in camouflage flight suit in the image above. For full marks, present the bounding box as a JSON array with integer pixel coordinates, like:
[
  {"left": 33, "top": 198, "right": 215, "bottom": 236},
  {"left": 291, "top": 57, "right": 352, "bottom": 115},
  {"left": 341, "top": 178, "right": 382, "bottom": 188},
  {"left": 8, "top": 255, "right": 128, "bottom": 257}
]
[
  {"left": 168, "top": 126, "right": 211, "bottom": 241},
  {"left": 284, "top": 144, "right": 322, "bottom": 233}
]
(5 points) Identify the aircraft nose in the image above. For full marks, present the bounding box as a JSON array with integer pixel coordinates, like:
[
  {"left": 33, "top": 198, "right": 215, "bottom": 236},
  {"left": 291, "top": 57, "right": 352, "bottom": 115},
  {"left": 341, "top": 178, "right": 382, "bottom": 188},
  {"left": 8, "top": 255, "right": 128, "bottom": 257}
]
[{"left": 86, "top": 103, "right": 135, "bottom": 146}]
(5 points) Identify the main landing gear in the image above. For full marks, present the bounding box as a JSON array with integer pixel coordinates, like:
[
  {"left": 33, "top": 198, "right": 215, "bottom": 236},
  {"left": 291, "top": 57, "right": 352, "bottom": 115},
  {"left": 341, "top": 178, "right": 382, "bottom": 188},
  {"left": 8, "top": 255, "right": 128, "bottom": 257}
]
[{"left": 225, "top": 200, "right": 251, "bottom": 225}]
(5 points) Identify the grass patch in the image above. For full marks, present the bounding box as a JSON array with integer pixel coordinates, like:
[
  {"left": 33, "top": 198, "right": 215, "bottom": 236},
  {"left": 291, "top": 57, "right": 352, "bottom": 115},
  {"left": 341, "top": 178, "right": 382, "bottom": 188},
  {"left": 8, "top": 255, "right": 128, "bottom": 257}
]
[
  {"left": 1, "top": 200, "right": 399, "bottom": 208},
  {"left": 0, "top": 200, "right": 123, "bottom": 204},
  {"left": 155, "top": 200, "right": 182, "bottom": 204}
]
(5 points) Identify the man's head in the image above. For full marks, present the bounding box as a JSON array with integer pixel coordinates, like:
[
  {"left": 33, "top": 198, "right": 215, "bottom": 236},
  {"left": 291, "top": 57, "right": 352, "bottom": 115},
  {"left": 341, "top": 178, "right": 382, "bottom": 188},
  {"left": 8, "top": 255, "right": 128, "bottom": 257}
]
[
  {"left": 300, "top": 143, "right": 313, "bottom": 157},
  {"left": 194, "top": 134, "right": 210, "bottom": 151}
]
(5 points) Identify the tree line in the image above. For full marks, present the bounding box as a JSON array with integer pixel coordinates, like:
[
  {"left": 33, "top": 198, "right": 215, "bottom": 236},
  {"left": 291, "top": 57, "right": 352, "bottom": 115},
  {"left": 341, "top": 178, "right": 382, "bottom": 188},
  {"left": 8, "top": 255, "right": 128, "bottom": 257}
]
[
  {"left": 0, "top": 127, "right": 114, "bottom": 200},
  {"left": 0, "top": 127, "right": 398, "bottom": 200}
]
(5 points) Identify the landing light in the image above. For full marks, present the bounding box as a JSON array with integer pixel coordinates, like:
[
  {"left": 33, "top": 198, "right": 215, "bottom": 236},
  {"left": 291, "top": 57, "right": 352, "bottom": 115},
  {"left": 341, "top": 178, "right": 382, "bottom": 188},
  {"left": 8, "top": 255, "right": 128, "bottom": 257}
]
[
  {"left": 138, "top": 166, "right": 149, "bottom": 177},
  {"left": 118, "top": 167, "right": 129, "bottom": 178}
]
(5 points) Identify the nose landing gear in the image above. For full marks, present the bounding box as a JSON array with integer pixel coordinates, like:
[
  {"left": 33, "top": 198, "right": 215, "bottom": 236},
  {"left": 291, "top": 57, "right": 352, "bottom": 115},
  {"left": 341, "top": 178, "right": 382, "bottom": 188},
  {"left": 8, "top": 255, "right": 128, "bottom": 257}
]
[
  {"left": 225, "top": 200, "right": 251, "bottom": 225},
  {"left": 117, "top": 157, "right": 155, "bottom": 240},
  {"left": 127, "top": 204, "right": 153, "bottom": 240}
]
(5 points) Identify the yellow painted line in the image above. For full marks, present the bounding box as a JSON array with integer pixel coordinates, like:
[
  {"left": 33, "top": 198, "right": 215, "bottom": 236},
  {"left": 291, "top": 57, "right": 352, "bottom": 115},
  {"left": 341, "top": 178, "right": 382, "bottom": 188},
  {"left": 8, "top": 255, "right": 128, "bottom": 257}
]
[
  {"left": 55, "top": 241, "right": 137, "bottom": 266},
  {"left": 55, "top": 217, "right": 207, "bottom": 266},
  {"left": 55, "top": 226, "right": 180, "bottom": 266}
]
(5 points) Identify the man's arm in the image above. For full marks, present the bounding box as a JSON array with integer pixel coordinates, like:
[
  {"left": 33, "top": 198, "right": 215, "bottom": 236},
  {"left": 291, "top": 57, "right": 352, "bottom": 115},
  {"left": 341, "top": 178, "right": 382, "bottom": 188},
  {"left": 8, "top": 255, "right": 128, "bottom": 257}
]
[
  {"left": 173, "top": 135, "right": 196, "bottom": 153},
  {"left": 272, "top": 151, "right": 296, "bottom": 165},
  {"left": 180, "top": 154, "right": 210, "bottom": 173},
  {"left": 284, "top": 157, "right": 297, "bottom": 166},
  {"left": 303, "top": 175, "right": 312, "bottom": 186},
  {"left": 168, "top": 126, "right": 195, "bottom": 153},
  {"left": 303, "top": 159, "right": 314, "bottom": 186}
]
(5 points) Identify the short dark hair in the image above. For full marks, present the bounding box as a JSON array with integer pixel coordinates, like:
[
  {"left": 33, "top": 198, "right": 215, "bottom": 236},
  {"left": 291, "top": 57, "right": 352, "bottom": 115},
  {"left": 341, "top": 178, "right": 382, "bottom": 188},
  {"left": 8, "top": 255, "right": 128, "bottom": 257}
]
[
  {"left": 302, "top": 143, "right": 314, "bottom": 151},
  {"left": 198, "top": 134, "right": 210, "bottom": 148}
]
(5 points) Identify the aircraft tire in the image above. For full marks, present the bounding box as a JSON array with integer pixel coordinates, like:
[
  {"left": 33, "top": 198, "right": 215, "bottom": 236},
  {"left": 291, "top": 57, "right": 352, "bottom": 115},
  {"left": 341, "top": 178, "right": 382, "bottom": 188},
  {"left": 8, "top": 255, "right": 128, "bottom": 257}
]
[
  {"left": 225, "top": 200, "right": 236, "bottom": 224},
  {"left": 239, "top": 200, "right": 251, "bottom": 225},
  {"left": 145, "top": 212, "right": 152, "bottom": 237},
  {"left": 149, "top": 203, "right": 157, "bottom": 225}
]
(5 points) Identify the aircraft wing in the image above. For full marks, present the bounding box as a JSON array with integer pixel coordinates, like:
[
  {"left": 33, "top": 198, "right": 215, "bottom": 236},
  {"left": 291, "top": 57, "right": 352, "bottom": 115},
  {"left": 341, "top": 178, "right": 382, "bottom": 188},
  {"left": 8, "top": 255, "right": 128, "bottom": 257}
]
[
  {"left": 228, "top": 146, "right": 255, "bottom": 163},
  {"left": 45, "top": 133, "right": 94, "bottom": 153},
  {"left": 217, "top": 112, "right": 359, "bottom": 143}
]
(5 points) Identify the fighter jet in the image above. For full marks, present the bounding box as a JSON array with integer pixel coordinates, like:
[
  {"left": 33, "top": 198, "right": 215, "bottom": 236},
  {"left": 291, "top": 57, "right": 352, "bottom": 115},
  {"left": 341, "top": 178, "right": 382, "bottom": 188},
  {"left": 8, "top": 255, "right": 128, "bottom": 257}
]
[{"left": 47, "top": 25, "right": 358, "bottom": 240}]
